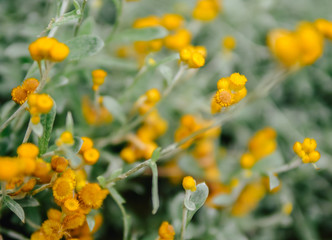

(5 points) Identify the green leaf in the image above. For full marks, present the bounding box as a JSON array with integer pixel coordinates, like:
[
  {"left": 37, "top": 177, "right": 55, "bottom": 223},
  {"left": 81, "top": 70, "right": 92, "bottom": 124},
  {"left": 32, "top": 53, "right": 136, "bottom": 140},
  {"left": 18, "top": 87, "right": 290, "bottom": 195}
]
[
  {"left": 52, "top": 10, "right": 81, "bottom": 28},
  {"left": 108, "top": 187, "right": 126, "bottom": 205},
  {"left": 71, "top": 137, "right": 83, "bottom": 153},
  {"left": 31, "top": 122, "right": 43, "bottom": 137},
  {"left": 184, "top": 192, "right": 196, "bottom": 211},
  {"left": 268, "top": 172, "right": 280, "bottom": 191},
  {"left": 97, "top": 176, "right": 106, "bottom": 188},
  {"left": 66, "top": 112, "right": 74, "bottom": 133},
  {"left": 114, "top": 27, "right": 168, "bottom": 43},
  {"left": 86, "top": 215, "right": 95, "bottom": 231},
  {"left": 4, "top": 196, "right": 25, "bottom": 223},
  {"left": 159, "top": 65, "right": 173, "bottom": 85},
  {"left": 106, "top": 168, "right": 123, "bottom": 182},
  {"left": 16, "top": 198, "right": 39, "bottom": 208},
  {"left": 63, "top": 147, "right": 82, "bottom": 168},
  {"left": 150, "top": 162, "right": 159, "bottom": 214},
  {"left": 102, "top": 96, "right": 126, "bottom": 124},
  {"left": 212, "top": 193, "right": 234, "bottom": 207},
  {"left": 178, "top": 155, "right": 205, "bottom": 178},
  {"left": 186, "top": 183, "right": 209, "bottom": 224},
  {"left": 73, "top": 0, "right": 80, "bottom": 10},
  {"left": 151, "top": 147, "right": 161, "bottom": 163},
  {"left": 112, "top": 0, "right": 121, "bottom": 11},
  {"left": 66, "top": 35, "right": 104, "bottom": 61},
  {"left": 79, "top": 17, "right": 95, "bottom": 36},
  {"left": 38, "top": 104, "right": 56, "bottom": 155}
]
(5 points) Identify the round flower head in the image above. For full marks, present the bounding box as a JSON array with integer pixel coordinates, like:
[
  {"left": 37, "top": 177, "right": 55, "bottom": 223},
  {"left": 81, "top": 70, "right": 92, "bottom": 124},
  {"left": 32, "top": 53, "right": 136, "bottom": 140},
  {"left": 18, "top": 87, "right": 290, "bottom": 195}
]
[
  {"left": 22, "top": 78, "right": 39, "bottom": 93},
  {"left": 17, "top": 143, "right": 39, "bottom": 158},
  {"left": 79, "top": 137, "right": 94, "bottom": 153},
  {"left": 120, "top": 147, "right": 137, "bottom": 163},
  {"left": 188, "top": 52, "right": 205, "bottom": 68},
  {"left": 146, "top": 88, "right": 161, "bottom": 103},
  {"left": 223, "top": 36, "right": 236, "bottom": 51},
  {"left": 47, "top": 208, "right": 62, "bottom": 222},
  {"left": 30, "top": 231, "right": 47, "bottom": 240},
  {"left": 21, "top": 178, "right": 37, "bottom": 192},
  {"left": 57, "top": 131, "right": 75, "bottom": 146},
  {"left": 240, "top": 152, "right": 256, "bottom": 169},
  {"left": 49, "top": 42, "right": 70, "bottom": 62},
  {"left": 79, "top": 183, "right": 109, "bottom": 209},
  {"left": 36, "top": 37, "right": 58, "bottom": 59},
  {"left": 63, "top": 213, "right": 86, "bottom": 230},
  {"left": 22, "top": 157, "right": 37, "bottom": 175},
  {"left": 51, "top": 156, "right": 68, "bottom": 173},
  {"left": 52, "top": 177, "right": 74, "bottom": 202},
  {"left": 214, "top": 89, "right": 233, "bottom": 107},
  {"left": 62, "top": 169, "right": 77, "bottom": 186},
  {"left": 182, "top": 176, "right": 197, "bottom": 192},
  {"left": 160, "top": 14, "right": 184, "bottom": 30},
  {"left": 29, "top": 41, "right": 43, "bottom": 61},
  {"left": 11, "top": 86, "right": 28, "bottom": 105},
  {"left": 40, "top": 219, "right": 64, "bottom": 240},
  {"left": 133, "top": 16, "right": 160, "bottom": 28},
  {"left": 63, "top": 198, "right": 80, "bottom": 214},
  {"left": 158, "top": 221, "right": 175, "bottom": 239},
  {"left": 315, "top": 19, "right": 332, "bottom": 40},
  {"left": 229, "top": 73, "right": 247, "bottom": 91},
  {"left": 36, "top": 94, "right": 53, "bottom": 113},
  {"left": 92, "top": 69, "right": 107, "bottom": 86},
  {"left": 164, "top": 29, "right": 192, "bottom": 51},
  {"left": 0, "top": 157, "right": 20, "bottom": 181},
  {"left": 83, "top": 148, "right": 100, "bottom": 165}
]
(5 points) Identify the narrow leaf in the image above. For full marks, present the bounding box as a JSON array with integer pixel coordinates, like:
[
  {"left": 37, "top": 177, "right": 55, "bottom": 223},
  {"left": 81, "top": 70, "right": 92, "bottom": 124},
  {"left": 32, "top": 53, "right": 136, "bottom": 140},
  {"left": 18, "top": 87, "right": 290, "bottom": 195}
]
[
  {"left": 64, "top": 147, "right": 82, "bottom": 168},
  {"left": 268, "top": 172, "right": 280, "bottom": 190},
  {"left": 150, "top": 162, "right": 159, "bottom": 214},
  {"left": 86, "top": 215, "right": 95, "bottom": 231},
  {"left": 151, "top": 147, "right": 161, "bottom": 163},
  {"left": 31, "top": 122, "right": 43, "bottom": 137},
  {"left": 16, "top": 197, "right": 39, "bottom": 208},
  {"left": 4, "top": 196, "right": 25, "bottom": 223},
  {"left": 102, "top": 96, "right": 126, "bottom": 124},
  {"left": 114, "top": 27, "right": 168, "bottom": 43},
  {"left": 66, "top": 112, "right": 74, "bottom": 133},
  {"left": 66, "top": 35, "right": 104, "bottom": 61},
  {"left": 52, "top": 10, "right": 80, "bottom": 27},
  {"left": 38, "top": 104, "right": 56, "bottom": 154},
  {"left": 71, "top": 137, "right": 83, "bottom": 153}
]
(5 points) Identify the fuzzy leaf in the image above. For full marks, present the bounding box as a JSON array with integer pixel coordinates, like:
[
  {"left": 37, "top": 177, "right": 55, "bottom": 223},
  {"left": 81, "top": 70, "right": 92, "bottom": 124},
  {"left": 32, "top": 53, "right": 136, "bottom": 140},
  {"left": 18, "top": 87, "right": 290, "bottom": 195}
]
[
  {"left": 31, "top": 122, "right": 43, "bottom": 137},
  {"left": 16, "top": 197, "right": 40, "bottom": 208},
  {"left": 4, "top": 196, "right": 25, "bottom": 223},
  {"left": 79, "top": 17, "right": 94, "bottom": 36},
  {"left": 150, "top": 162, "right": 159, "bottom": 214},
  {"left": 186, "top": 183, "right": 209, "bottom": 224},
  {"left": 108, "top": 187, "right": 126, "bottom": 205},
  {"left": 52, "top": 9, "right": 81, "bottom": 28},
  {"left": 212, "top": 194, "right": 234, "bottom": 206},
  {"left": 103, "top": 96, "right": 126, "bottom": 124},
  {"left": 66, "top": 35, "right": 104, "bottom": 61},
  {"left": 268, "top": 172, "right": 280, "bottom": 190},
  {"left": 151, "top": 147, "right": 161, "bottom": 163},
  {"left": 86, "top": 215, "right": 95, "bottom": 231},
  {"left": 66, "top": 112, "right": 74, "bottom": 133},
  {"left": 38, "top": 104, "right": 56, "bottom": 154},
  {"left": 114, "top": 27, "right": 168, "bottom": 43}
]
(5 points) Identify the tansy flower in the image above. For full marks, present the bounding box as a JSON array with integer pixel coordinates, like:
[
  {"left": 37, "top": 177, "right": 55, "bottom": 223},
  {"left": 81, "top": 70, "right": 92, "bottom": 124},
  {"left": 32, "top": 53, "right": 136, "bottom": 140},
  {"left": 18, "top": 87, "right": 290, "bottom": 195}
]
[
  {"left": 164, "top": 29, "right": 192, "bottom": 51},
  {"left": 314, "top": 19, "right": 332, "bottom": 40},
  {"left": 160, "top": 14, "right": 184, "bottom": 31},
  {"left": 29, "top": 37, "right": 69, "bottom": 62},
  {"left": 51, "top": 156, "right": 69, "bottom": 173},
  {"left": 120, "top": 147, "right": 137, "bottom": 163},
  {"left": 79, "top": 137, "right": 94, "bottom": 153},
  {"left": 293, "top": 138, "right": 320, "bottom": 164},
  {"left": 63, "top": 198, "right": 80, "bottom": 214},
  {"left": 222, "top": 36, "right": 236, "bottom": 51},
  {"left": 11, "top": 86, "right": 28, "bottom": 105},
  {"left": 49, "top": 42, "right": 70, "bottom": 62},
  {"left": 56, "top": 131, "right": 75, "bottom": 146},
  {"left": 158, "top": 221, "right": 175, "bottom": 240},
  {"left": 47, "top": 208, "right": 62, "bottom": 222},
  {"left": 33, "top": 158, "right": 52, "bottom": 183},
  {"left": 22, "top": 78, "right": 39, "bottom": 93},
  {"left": 83, "top": 148, "right": 100, "bottom": 165},
  {"left": 193, "top": 0, "right": 220, "bottom": 21},
  {"left": 63, "top": 213, "right": 86, "bottom": 230},
  {"left": 17, "top": 143, "right": 39, "bottom": 158},
  {"left": 0, "top": 157, "right": 20, "bottom": 181},
  {"left": 62, "top": 169, "right": 77, "bottom": 186},
  {"left": 36, "top": 94, "right": 54, "bottom": 113},
  {"left": 53, "top": 177, "right": 74, "bottom": 202},
  {"left": 21, "top": 178, "right": 37, "bottom": 192},
  {"left": 92, "top": 69, "right": 107, "bottom": 91},
  {"left": 79, "top": 183, "right": 108, "bottom": 209},
  {"left": 240, "top": 152, "right": 256, "bottom": 169},
  {"left": 40, "top": 219, "right": 64, "bottom": 240},
  {"left": 30, "top": 231, "right": 47, "bottom": 240},
  {"left": 133, "top": 16, "right": 160, "bottom": 28},
  {"left": 182, "top": 176, "right": 197, "bottom": 192}
]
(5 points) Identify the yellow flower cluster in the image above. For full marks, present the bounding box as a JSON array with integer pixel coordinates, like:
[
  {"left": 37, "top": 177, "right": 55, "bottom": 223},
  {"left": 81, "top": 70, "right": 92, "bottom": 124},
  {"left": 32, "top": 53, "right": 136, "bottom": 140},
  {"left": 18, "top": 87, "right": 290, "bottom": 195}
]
[
  {"left": 120, "top": 110, "right": 167, "bottom": 163},
  {"left": 79, "top": 137, "right": 100, "bottom": 165},
  {"left": 314, "top": 18, "right": 332, "bottom": 40},
  {"left": 267, "top": 21, "right": 326, "bottom": 67},
  {"left": 179, "top": 45, "right": 207, "bottom": 68},
  {"left": 182, "top": 176, "right": 197, "bottom": 192},
  {"left": 240, "top": 127, "right": 277, "bottom": 169},
  {"left": 192, "top": 0, "right": 220, "bottom": 21},
  {"left": 136, "top": 88, "right": 161, "bottom": 115},
  {"left": 29, "top": 37, "right": 70, "bottom": 62},
  {"left": 82, "top": 96, "right": 113, "bottom": 125},
  {"left": 158, "top": 221, "right": 175, "bottom": 240},
  {"left": 293, "top": 138, "right": 320, "bottom": 164},
  {"left": 11, "top": 78, "right": 39, "bottom": 105},
  {"left": 27, "top": 93, "right": 54, "bottom": 124},
  {"left": 56, "top": 131, "right": 75, "bottom": 146},
  {"left": 231, "top": 181, "right": 266, "bottom": 217},
  {"left": 92, "top": 69, "right": 107, "bottom": 91},
  {"left": 211, "top": 73, "right": 248, "bottom": 114}
]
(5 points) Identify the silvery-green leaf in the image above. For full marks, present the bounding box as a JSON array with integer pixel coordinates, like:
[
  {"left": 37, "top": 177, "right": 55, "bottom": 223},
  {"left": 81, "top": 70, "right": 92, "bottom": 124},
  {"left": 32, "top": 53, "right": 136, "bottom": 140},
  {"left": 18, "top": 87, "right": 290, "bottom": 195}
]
[
  {"left": 52, "top": 10, "right": 81, "bottom": 28},
  {"left": 114, "top": 27, "right": 168, "bottom": 43},
  {"left": 16, "top": 197, "right": 39, "bottom": 208},
  {"left": 79, "top": 17, "right": 94, "bottom": 36},
  {"left": 31, "top": 122, "right": 43, "bottom": 137},
  {"left": 97, "top": 176, "right": 106, "bottom": 188},
  {"left": 186, "top": 183, "right": 209, "bottom": 224},
  {"left": 178, "top": 155, "right": 205, "bottom": 177},
  {"left": 108, "top": 187, "right": 126, "bottom": 205},
  {"left": 38, "top": 103, "right": 56, "bottom": 154},
  {"left": 212, "top": 193, "right": 234, "bottom": 207},
  {"left": 150, "top": 162, "right": 159, "bottom": 214},
  {"left": 102, "top": 96, "right": 126, "bottom": 124},
  {"left": 159, "top": 65, "right": 173, "bottom": 85},
  {"left": 4, "top": 196, "right": 25, "bottom": 223},
  {"left": 64, "top": 147, "right": 82, "bottom": 168},
  {"left": 86, "top": 214, "right": 95, "bottom": 231},
  {"left": 268, "top": 172, "right": 280, "bottom": 190},
  {"left": 184, "top": 195, "right": 196, "bottom": 211},
  {"left": 151, "top": 147, "right": 161, "bottom": 163},
  {"left": 71, "top": 137, "right": 83, "bottom": 153},
  {"left": 66, "top": 112, "right": 74, "bottom": 133},
  {"left": 66, "top": 35, "right": 104, "bottom": 61}
]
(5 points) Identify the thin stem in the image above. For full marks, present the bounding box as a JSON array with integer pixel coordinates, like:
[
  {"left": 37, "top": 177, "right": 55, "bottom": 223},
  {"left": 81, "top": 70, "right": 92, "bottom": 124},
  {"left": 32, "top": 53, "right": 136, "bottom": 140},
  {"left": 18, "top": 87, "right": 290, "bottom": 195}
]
[
  {"left": 163, "top": 64, "right": 186, "bottom": 97},
  {"left": 274, "top": 158, "right": 302, "bottom": 174},
  {"left": 22, "top": 121, "right": 33, "bottom": 143},
  {"left": 48, "top": 0, "right": 70, "bottom": 37},
  {"left": 32, "top": 173, "right": 58, "bottom": 196},
  {"left": 74, "top": 0, "right": 88, "bottom": 36},
  {"left": 105, "top": 0, "right": 123, "bottom": 43},
  {"left": 0, "top": 103, "right": 27, "bottom": 133},
  {"left": 180, "top": 204, "right": 188, "bottom": 240}
]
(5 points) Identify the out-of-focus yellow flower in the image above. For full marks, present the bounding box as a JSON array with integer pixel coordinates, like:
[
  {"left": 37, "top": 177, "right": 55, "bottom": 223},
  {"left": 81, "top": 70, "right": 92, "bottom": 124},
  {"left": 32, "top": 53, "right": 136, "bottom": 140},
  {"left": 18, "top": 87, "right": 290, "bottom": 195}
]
[
  {"left": 0, "top": 157, "right": 20, "bottom": 181},
  {"left": 160, "top": 14, "right": 184, "bottom": 31},
  {"left": 293, "top": 138, "right": 320, "bottom": 164},
  {"left": 314, "top": 19, "right": 332, "bottom": 40},
  {"left": 56, "top": 131, "right": 75, "bottom": 146},
  {"left": 222, "top": 36, "right": 236, "bottom": 51},
  {"left": 29, "top": 37, "right": 69, "bottom": 62},
  {"left": 164, "top": 29, "right": 192, "bottom": 51},
  {"left": 193, "top": 0, "right": 220, "bottom": 21},
  {"left": 51, "top": 156, "right": 68, "bottom": 173},
  {"left": 179, "top": 45, "right": 206, "bottom": 68},
  {"left": 182, "top": 176, "right": 197, "bottom": 192},
  {"left": 158, "top": 221, "right": 175, "bottom": 240}
]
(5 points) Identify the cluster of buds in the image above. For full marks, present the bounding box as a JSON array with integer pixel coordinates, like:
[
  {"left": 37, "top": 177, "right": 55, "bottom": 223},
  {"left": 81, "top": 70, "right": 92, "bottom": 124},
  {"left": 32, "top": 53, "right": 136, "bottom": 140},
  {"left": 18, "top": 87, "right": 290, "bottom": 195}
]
[
  {"left": 79, "top": 137, "right": 100, "bottom": 165},
  {"left": 267, "top": 21, "right": 324, "bottom": 67},
  {"left": 29, "top": 37, "right": 70, "bottom": 62},
  {"left": 240, "top": 127, "right": 277, "bottom": 169},
  {"left": 92, "top": 69, "right": 107, "bottom": 91},
  {"left": 157, "top": 221, "right": 175, "bottom": 240},
  {"left": 211, "top": 73, "right": 248, "bottom": 114},
  {"left": 179, "top": 45, "right": 206, "bottom": 68},
  {"left": 182, "top": 176, "right": 197, "bottom": 192},
  {"left": 120, "top": 110, "right": 167, "bottom": 163},
  {"left": 11, "top": 78, "right": 39, "bottom": 105},
  {"left": 293, "top": 138, "right": 320, "bottom": 164},
  {"left": 27, "top": 93, "right": 54, "bottom": 124},
  {"left": 192, "top": 0, "right": 220, "bottom": 21},
  {"left": 136, "top": 88, "right": 161, "bottom": 115}
]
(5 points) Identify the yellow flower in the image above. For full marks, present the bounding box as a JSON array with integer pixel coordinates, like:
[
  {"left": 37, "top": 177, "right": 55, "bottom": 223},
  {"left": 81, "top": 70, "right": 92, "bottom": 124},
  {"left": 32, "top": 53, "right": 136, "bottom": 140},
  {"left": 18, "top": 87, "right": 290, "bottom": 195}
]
[
  {"left": 164, "top": 29, "right": 192, "bottom": 51},
  {"left": 21, "top": 178, "right": 37, "bottom": 192},
  {"left": 120, "top": 147, "right": 137, "bottom": 164},
  {"left": 193, "top": 0, "right": 220, "bottom": 21},
  {"left": 21, "top": 157, "right": 37, "bottom": 175},
  {"left": 214, "top": 88, "right": 233, "bottom": 107},
  {"left": 179, "top": 45, "right": 206, "bottom": 68},
  {"left": 0, "top": 157, "right": 20, "bottom": 181},
  {"left": 52, "top": 177, "right": 74, "bottom": 202},
  {"left": 240, "top": 152, "right": 256, "bottom": 169},
  {"left": 57, "top": 131, "right": 75, "bottom": 146},
  {"left": 40, "top": 219, "right": 64, "bottom": 240},
  {"left": 63, "top": 198, "right": 80, "bottom": 214},
  {"left": 11, "top": 86, "right": 28, "bottom": 105},
  {"left": 229, "top": 73, "right": 247, "bottom": 91},
  {"left": 80, "top": 137, "right": 94, "bottom": 153},
  {"left": 293, "top": 138, "right": 320, "bottom": 163},
  {"left": 160, "top": 14, "right": 184, "bottom": 31},
  {"left": 222, "top": 36, "right": 236, "bottom": 51},
  {"left": 79, "top": 183, "right": 109, "bottom": 209},
  {"left": 33, "top": 158, "right": 52, "bottom": 183},
  {"left": 51, "top": 156, "right": 69, "bottom": 173},
  {"left": 83, "top": 148, "right": 100, "bottom": 165},
  {"left": 47, "top": 208, "right": 62, "bottom": 222},
  {"left": 282, "top": 202, "right": 293, "bottom": 215},
  {"left": 30, "top": 231, "right": 47, "bottom": 240},
  {"left": 17, "top": 143, "right": 39, "bottom": 158},
  {"left": 36, "top": 94, "right": 54, "bottom": 114},
  {"left": 314, "top": 18, "right": 332, "bottom": 40},
  {"left": 133, "top": 16, "right": 160, "bottom": 28},
  {"left": 63, "top": 213, "right": 86, "bottom": 230},
  {"left": 49, "top": 42, "right": 70, "bottom": 62},
  {"left": 182, "top": 176, "right": 197, "bottom": 192},
  {"left": 92, "top": 69, "right": 107, "bottom": 87},
  {"left": 158, "top": 221, "right": 175, "bottom": 240},
  {"left": 22, "top": 78, "right": 39, "bottom": 93},
  {"left": 146, "top": 88, "right": 161, "bottom": 103}
]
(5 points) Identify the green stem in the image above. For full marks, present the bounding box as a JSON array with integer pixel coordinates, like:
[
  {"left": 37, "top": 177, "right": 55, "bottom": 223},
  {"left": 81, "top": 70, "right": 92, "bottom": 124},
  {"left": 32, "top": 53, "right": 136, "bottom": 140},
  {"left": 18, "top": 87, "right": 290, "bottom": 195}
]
[
  {"left": 74, "top": 0, "right": 88, "bottom": 36},
  {"left": 273, "top": 158, "right": 302, "bottom": 174},
  {"left": 180, "top": 204, "right": 188, "bottom": 240},
  {"left": 105, "top": 0, "right": 123, "bottom": 44}
]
